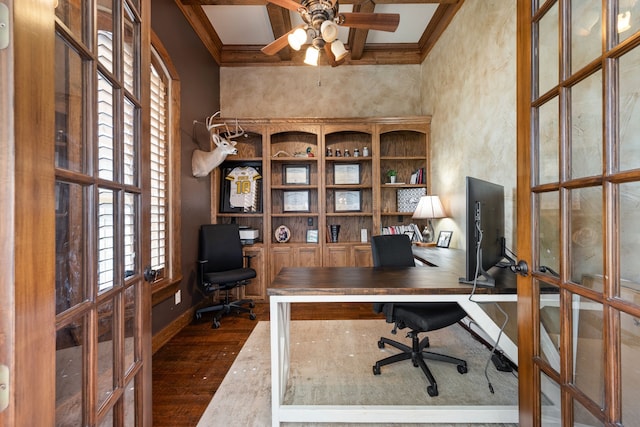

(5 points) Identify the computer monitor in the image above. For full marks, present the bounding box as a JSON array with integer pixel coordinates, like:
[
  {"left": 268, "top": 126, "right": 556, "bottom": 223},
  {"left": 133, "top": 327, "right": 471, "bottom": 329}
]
[{"left": 459, "top": 176, "right": 507, "bottom": 287}]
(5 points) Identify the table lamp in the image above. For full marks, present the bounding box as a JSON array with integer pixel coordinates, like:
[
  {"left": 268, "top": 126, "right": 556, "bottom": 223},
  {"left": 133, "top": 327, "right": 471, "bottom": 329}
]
[{"left": 412, "top": 195, "right": 446, "bottom": 243}]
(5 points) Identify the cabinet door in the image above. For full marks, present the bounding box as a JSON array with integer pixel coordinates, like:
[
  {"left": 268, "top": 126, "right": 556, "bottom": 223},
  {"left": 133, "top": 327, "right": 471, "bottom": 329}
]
[
  {"left": 353, "top": 245, "right": 373, "bottom": 267},
  {"left": 298, "top": 246, "right": 321, "bottom": 267},
  {"left": 270, "top": 246, "right": 293, "bottom": 283},
  {"left": 242, "top": 246, "right": 265, "bottom": 301},
  {"left": 324, "top": 245, "right": 350, "bottom": 267}
]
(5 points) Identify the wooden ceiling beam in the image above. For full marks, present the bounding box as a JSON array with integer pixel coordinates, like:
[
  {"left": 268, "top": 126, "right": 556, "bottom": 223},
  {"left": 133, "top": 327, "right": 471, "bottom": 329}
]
[
  {"left": 347, "top": 1, "right": 375, "bottom": 60},
  {"left": 220, "top": 44, "right": 422, "bottom": 66},
  {"left": 266, "top": 3, "right": 293, "bottom": 60},
  {"left": 418, "top": 1, "right": 464, "bottom": 62},
  {"left": 174, "top": 1, "right": 223, "bottom": 64}
]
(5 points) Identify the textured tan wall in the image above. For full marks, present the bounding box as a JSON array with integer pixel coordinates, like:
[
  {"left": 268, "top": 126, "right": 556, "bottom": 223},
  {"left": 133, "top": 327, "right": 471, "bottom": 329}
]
[
  {"left": 421, "top": 0, "right": 517, "bottom": 250},
  {"left": 220, "top": 65, "right": 422, "bottom": 118},
  {"left": 219, "top": 0, "right": 518, "bottom": 250}
]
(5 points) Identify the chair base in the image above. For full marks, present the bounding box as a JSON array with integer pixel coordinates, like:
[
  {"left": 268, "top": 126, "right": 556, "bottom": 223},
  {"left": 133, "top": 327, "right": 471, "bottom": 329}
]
[
  {"left": 195, "top": 289, "right": 256, "bottom": 329},
  {"left": 372, "top": 330, "right": 467, "bottom": 397}
]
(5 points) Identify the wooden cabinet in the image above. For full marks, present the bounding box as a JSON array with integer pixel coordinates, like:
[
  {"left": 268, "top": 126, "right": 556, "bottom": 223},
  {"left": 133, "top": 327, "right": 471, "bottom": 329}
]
[
  {"left": 211, "top": 117, "right": 430, "bottom": 301},
  {"left": 242, "top": 245, "right": 265, "bottom": 300},
  {"left": 270, "top": 245, "right": 321, "bottom": 283},
  {"left": 324, "top": 244, "right": 372, "bottom": 267}
]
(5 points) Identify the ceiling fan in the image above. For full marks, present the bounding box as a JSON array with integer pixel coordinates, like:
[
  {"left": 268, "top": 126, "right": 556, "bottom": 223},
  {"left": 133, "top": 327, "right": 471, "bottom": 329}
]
[{"left": 261, "top": 0, "right": 400, "bottom": 66}]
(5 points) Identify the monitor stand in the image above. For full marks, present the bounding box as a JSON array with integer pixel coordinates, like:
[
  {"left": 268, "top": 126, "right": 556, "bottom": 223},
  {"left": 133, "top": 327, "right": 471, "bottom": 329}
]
[{"left": 458, "top": 249, "right": 496, "bottom": 287}]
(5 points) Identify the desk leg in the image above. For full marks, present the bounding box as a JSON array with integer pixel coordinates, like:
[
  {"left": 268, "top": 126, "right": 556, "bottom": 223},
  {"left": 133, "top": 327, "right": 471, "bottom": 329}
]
[
  {"left": 270, "top": 299, "right": 290, "bottom": 427},
  {"left": 457, "top": 300, "right": 518, "bottom": 365}
]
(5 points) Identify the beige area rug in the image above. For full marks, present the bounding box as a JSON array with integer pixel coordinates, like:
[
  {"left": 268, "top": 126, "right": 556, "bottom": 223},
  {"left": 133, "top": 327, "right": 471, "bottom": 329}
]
[{"left": 197, "top": 320, "right": 518, "bottom": 427}]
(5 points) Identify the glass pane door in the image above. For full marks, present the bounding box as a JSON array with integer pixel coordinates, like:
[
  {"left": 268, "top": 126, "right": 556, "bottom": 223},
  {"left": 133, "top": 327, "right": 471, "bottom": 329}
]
[
  {"left": 523, "top": 0, "right": 640, "bottom": 424},
  {"left": 54, "top": 0, "right": 150, "bottom": 424}
]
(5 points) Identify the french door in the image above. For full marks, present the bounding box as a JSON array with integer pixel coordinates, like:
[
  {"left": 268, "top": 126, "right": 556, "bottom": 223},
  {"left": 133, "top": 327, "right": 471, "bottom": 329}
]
[
  {"left": 518, "top": 1, "right": 640, "bottom": 425},
  {"left": 7, "top": 0, "right": 152, "bottom": 425},
  {"left": 54, "top": 0, "right": 152, "bottom": 425}
]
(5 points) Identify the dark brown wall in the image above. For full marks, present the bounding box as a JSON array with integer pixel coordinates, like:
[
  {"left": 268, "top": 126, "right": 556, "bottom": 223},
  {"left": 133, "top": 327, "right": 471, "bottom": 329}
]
[{"left": 151, "top": 0, "right": 220, "bottom": 334}]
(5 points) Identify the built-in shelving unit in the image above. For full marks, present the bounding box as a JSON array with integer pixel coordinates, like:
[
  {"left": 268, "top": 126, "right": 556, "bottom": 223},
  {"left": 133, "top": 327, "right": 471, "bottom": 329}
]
[{"left": 210, "top": 117, "right": 431, "bottom": 300}]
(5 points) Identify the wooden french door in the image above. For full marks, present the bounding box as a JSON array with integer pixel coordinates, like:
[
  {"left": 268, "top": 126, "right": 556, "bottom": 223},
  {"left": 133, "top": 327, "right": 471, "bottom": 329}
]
[
  {"left": 518, "top": 1, "right": 640, "bottom": 425},
  {"left": 8, "top": 0, "right": 152, "bottom": 425}
]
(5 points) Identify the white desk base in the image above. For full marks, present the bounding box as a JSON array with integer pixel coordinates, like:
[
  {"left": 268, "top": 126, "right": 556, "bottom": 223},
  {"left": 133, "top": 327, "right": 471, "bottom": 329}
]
[{"left": 269, "top": 294, "right": 519, "bottom": 426}]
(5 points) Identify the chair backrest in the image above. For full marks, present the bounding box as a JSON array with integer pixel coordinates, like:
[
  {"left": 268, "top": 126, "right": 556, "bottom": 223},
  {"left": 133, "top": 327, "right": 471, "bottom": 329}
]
[
  {"left": 371, "top": 234, "right": 416, "bottom": 267},
  {"left": 199, "top": 224, "right": 244, "bottom": 273}
]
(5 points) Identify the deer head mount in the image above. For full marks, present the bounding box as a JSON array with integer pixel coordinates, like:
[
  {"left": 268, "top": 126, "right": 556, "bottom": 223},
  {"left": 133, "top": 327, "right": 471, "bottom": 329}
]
[{"left": 191, "top": 112, "right": 245, "bottom": 178}]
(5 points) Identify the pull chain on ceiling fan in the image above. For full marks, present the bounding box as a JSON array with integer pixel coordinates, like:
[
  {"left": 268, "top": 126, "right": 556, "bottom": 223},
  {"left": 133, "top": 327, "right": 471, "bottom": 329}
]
[{"left": 261, "top": 0, "right": 400, "bottom": 66}]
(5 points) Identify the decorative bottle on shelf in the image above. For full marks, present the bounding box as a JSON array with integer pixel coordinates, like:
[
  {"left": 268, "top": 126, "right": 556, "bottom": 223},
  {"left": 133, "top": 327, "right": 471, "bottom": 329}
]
[
  {"left": 363, "top": 147, "right": 369, "bottom": 156},
  {"left": 353, "top": 148, "right": 360, "bottom": 157}
]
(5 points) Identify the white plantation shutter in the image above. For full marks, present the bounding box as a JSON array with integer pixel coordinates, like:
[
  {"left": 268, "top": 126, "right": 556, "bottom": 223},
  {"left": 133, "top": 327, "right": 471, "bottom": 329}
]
[{"left": 149, "top": 63, "right": 168, "bottom": 275}]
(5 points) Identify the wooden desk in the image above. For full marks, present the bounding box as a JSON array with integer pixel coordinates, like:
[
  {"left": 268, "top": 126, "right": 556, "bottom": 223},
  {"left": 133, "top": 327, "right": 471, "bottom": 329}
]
[{"left": 268, "top": 248, "right": 522, "bottom": 426}]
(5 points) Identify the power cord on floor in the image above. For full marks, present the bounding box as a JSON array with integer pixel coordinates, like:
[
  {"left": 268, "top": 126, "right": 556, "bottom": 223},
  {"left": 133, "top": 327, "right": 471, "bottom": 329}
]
[{"left": 467, "top": 221, "right": 509, "bottom": 394}]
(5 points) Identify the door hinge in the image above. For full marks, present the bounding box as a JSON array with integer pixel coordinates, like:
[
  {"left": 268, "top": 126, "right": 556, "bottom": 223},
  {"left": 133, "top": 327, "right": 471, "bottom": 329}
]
[
  {"left": 0, "top": 4, "right": 9, "bottom": 50},
  {"left": 0, "top": 364, "right": 9, "bottom": 412}
]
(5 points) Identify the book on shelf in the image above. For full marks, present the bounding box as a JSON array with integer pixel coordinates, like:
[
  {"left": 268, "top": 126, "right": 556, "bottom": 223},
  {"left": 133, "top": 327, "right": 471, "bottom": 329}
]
[
  {"left": 381, "top": 223, "right": 423, "bottom": 243},
  {"left": 410, "top": 168, "right": 425, "bottom": 185}
]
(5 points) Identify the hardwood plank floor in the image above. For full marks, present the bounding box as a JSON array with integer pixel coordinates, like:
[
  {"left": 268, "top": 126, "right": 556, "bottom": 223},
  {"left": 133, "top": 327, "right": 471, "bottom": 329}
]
[{"left": 152, "top": 302, "right": 382, "bottom": 426}]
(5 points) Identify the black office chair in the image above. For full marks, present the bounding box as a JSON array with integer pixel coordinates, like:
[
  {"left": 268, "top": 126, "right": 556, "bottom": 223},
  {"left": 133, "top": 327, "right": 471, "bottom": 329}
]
[
  {"left": 371, "top": 234, "right": 468, "bottom": 397},
  {"left": 195, "top": 224, "right": 257, "bottom": 329}
]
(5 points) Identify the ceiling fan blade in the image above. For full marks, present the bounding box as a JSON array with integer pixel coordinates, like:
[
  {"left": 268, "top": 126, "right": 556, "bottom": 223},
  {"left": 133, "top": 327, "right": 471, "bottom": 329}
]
[
  {"left": 266, "top": 0, "right": 303, "bottom": 12},
  {"left": 338, "top": 12, "right": 400, "bottom": 32},
  {"left": 261, "top": 25, "right": 304, "bottom": 56}
]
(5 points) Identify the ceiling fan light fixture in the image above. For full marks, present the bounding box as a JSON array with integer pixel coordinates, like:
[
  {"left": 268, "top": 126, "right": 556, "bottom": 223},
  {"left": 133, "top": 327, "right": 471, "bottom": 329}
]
[
  {"left": 320, "top": 20, "right": 339, "bottom": 42},
  {"left": 330, "top": 39, "right": 348, "bottom": 61},
  {"left": 288, "top": 27, "right": 308, "bottom": 51},
  {"left": 304, "top": 46, "right": 320, "bottom": 66}
]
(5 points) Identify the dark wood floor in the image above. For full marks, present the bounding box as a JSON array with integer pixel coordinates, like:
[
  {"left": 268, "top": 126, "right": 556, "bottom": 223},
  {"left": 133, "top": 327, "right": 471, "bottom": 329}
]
[{"left": 152, "top": 302, "right": 382, "bottom": 426}]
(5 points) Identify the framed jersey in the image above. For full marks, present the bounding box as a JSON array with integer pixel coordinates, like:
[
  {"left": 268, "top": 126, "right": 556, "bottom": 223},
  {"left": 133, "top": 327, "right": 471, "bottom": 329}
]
[{"left": 219, "top": 161, "right": 263, "bottom": 213}]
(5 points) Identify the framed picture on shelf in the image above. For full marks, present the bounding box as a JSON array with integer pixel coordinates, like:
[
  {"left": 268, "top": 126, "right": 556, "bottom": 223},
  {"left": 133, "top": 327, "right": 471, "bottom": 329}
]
[
  {"left": 436, "top": 231, "right": 453, "bottom": 248},
  {"left": 306, "top": 229, "right": 318, "bottom": 243},
  {"left": 283, "top": 190, "right": 310, "bottom": 212},
  {"left": 334, "top": 163, "right": 360, "bottom": 185},
  {"left": 283, "top": 164, "right": 310, "bottom": 185},
  {"left": 219, "top": 161, "right": 263, "bottom": 213},
  {"left": 335, "top": 190, "right": 361, "bottom": 212}
]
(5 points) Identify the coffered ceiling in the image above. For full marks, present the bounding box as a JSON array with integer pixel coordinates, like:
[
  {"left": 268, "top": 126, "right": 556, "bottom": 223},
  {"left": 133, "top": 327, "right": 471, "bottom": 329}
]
[{"left": 177, "top": 0, "right": 464, "bottom": 66}]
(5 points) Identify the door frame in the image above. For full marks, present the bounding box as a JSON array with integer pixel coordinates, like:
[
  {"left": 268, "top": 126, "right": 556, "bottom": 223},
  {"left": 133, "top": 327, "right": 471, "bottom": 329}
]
[
  {"left": 0, "top": 0, "right": 15, "bottom": 424},
  {"left": 10, "top": 0, "right": 57, "bottom": 424},
  {"left": 516, "top": 0, "right": 535, "bottom": 425}
]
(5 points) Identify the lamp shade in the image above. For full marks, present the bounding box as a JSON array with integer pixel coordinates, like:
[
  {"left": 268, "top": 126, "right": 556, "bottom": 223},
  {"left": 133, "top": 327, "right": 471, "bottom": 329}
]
[
  {"left": 330, "top": 39, "right": 348, "bottom": 61},
  {"left": 412, "top": 195, "right": 446, "bottom": 219},
  {"left": 288, "top": 28, "right": 307, "bottom": 51},
  {"left": 303, "top": 46, "right": 319, "bottom": 66},
  {"left": 320, "top": 20, "right": 339, "bottom": 43}
]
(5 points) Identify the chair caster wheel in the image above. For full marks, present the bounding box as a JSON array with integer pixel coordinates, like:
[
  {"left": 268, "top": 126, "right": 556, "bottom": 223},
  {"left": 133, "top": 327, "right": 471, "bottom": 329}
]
[
  {"left": 457, "top": 364, "right": 468, "bottom": 374},
  {"left": 373, "top": 365, "right": 381, "bottom": 375},
  {"left": 249, "top": 313, "right": 257, "bottom": 320},
  {"left": 427, "top": 385, "right": 438, "bottom": 397},
  {"left": 195, "top": 313, "right": 202, "bottom": 320},
  {"left": 212, "top": 319, "right": 220, "bottom": 329},
  {"left": 377, "top": 340, "right": 385, "bottom": 349}
]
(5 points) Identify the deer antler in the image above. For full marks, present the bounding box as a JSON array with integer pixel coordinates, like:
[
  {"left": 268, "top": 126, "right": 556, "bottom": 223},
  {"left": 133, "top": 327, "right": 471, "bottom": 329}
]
[{"left": 205, "top": 112, "right": 245, "bottom": 141}]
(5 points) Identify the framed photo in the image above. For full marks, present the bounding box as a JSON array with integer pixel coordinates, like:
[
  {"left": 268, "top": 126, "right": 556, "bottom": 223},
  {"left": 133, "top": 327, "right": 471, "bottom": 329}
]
[
  {"left": 436, "top": 231, "right": 453, "bottom": 248},
  {"left": 283, "top": 190, "right": 310, "bottom": 212},
  {"left": 306, "top": 229, "right": 318, "bottom": 243},
  {"left": 274, "top": 225, "right": 291, "bottom": 243},
  {"left": 219, "top": 161, "right": 263, "bottom": 213},
  {"left": 334, "top": 163, "right": 360, "bottom": 185},
  {"left": 335, "top": 190, "right": 361, "bottom": 212},
  {"left": 283, "top": 164, "right": 310, "bottom": 185}
]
